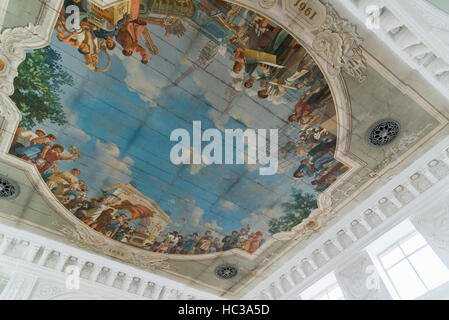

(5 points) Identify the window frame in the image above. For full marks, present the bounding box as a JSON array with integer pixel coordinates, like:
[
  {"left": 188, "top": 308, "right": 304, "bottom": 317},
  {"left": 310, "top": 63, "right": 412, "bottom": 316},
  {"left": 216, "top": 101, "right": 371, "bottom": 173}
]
[
  {"left": 310, "top": 282, "right": 345, "bottom": 300},
  {"left": 299, "top": 272, "right": 345, "bottom": 300},
  {"left": 376, "top": 231, "right": 448, "bottom": 299}
]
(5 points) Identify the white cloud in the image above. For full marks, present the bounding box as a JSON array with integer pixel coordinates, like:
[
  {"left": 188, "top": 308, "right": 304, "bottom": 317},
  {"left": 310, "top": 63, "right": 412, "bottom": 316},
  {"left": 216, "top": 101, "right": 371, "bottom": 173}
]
[
  {"left": 219, "top": 199, "right": 236, "bottom": 211},
  {"left": 176, "top": 145, "right": 212, "bottom": 175},
  {"left": 207, "top": 108, "right": 229, "bottom": 132},
  {"left": 246, "top": 89, "right": 257, "bottom": 97},
  {"left": 114, "top": 51, "right": 168, "bottom": 105},
  {"left": 68, "top": 126, "right": 91, "bottom": 143},
  {"left": 191, "top": 63, "right": 260, "bottom": 131},
  {"left": 169, "top": 196, "right": 207, "bottom": 230},
  {"left": 190, "top": 206, "right": 204, "bottom": 227},
  {"left": 94, "top": 139, "right": 134, "bottom": 187},
  {"left": 228, "top": 106, "right": 255, "bottom": 129},
  {"left": 267, "top": 95, "right": 288, "bottom": 106},
  {"left": 204, "top": 219, "right": 223, "bottom": 232},
  {"left": 65, "top": 112, "right": 91, "bottom": 144}
]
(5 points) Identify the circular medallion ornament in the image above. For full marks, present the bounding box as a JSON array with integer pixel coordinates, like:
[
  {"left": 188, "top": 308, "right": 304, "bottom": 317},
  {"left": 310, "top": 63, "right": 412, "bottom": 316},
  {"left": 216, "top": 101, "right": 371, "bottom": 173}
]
[
  {"left": 215, "top": 264, "right": 239, "bottom": 280},
  {"left": 0, "top": 175, "right": 19, "bottom": 200},
  {"left": 366, "top": 119, "right": 401, "bottom": 147}
]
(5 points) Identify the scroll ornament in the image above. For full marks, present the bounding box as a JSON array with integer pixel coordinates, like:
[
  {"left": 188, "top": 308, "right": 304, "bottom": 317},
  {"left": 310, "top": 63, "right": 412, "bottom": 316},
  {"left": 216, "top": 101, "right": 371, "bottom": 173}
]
[{"left": 312, "top": 2, "right": 367, "bottom": 82}]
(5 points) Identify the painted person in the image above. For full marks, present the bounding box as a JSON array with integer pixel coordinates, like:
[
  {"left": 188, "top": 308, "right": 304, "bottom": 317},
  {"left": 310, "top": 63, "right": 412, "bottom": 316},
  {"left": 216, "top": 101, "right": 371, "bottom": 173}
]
[
  {"left": 10, "top": 128, "right": 46, "bottom": 155},
  {"left": 181, "top": 232, "right": 199, "bottom": 254},
  {"left": 230, "top": 46, "right": 246, "bottom": 90},
  {"left": 209, "top": 237, "right": 222, "bottom": 253},
  {"left": 288, "top": 91, "right": 314, "bottom": 124},
  {"left": 312, "top": 153, "right": 336, "bottom": 172},
  {"left": 76, "top": 197, "right": 121, "bottom": 225},
  {"left": 115, "top": 18, "right": 150, "bottom": 64},
  {"left": 243, "top": 63, "right": 272, "bottom": 89},
  {"left": 257, "top": 46, "right": 308, "bottom": 100},
  {"left": 240, "top": 17, "right": 282, "bottom": 51},
  {"left": 223, "top": 231, "right": 239, "bottom": 250},
  {"left": 165, "top": 231, "right": 179, "bottom": 244},
  {"left": 307, "top": 83, "right": 333, "bottom": 110},
  {"left": 63, "top": 180, "right": 88, "bottom": 206},
  {"left": 236, "top": 225, "right": 250, "bottom": 248},
  {"left": 63, "top": 186, "right": 88, "bottom": 213},
  {"left": 113, "top": 221, "right": 130, "bottom": 241},
  {"left": 80, "top": 33, "right": 111, "bottom": 72},
  {"left": 198, "top": 231, "right": 213, "bottom": 254},
  {"left": 221, "top": 235, "right": 233, "bottom": 251},
  {"left": 307, "top": 138, "right": 336, "bottom": 159},
  {"left": 155, "top": 239, "right": 170, "bottom": 253},
  {"left": 293, "top": 158, "right": 313, "bottom": 179},
  {"left": 313, "top": 162, "right": 348, "bottom": 190},
  {"left": 46, "top": 168, "right": 80, "bottom": 195},
  {"left": 74, "top": 201, "right": 90, "bottom": 220},
  {"left": 247, "top": 231, "right": 264, "bottom": 253},
  {"left": 175, "top": 235, "right": 184, "bottom": 252},
  {"left": 91, "top": 14, "right": 129, "bottom": 50},
  {"left": 35, "top": 144, "right": 79, "bottom": 174},
  {"left": 91, "top": 208, "right": 115, "bottom": 232},
  {"left": 104, "top": 213, "right": 127, "bottom": 238},
  {"left": 14, "top": 134, "right": 57, "bottom": 162},
  {"left": 280, "top": 141, "right": 297, "bottom": 154}
]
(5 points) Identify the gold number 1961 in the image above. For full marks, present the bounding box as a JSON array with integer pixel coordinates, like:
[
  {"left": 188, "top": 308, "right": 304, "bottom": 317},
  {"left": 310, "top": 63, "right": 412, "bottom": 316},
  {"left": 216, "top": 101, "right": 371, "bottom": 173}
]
[{"left": 293, "top": 0, "right": 317, "bottom": 20}]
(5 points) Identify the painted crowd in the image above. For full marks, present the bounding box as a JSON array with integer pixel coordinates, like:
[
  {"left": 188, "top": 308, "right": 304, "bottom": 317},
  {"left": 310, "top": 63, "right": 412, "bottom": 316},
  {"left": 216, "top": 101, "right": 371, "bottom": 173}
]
[
  {"left": 150, "top": 226, "right": 264, "bottom": 254},
  {"left": 9, "top": 126, "right": 264, "bottom": 254}
]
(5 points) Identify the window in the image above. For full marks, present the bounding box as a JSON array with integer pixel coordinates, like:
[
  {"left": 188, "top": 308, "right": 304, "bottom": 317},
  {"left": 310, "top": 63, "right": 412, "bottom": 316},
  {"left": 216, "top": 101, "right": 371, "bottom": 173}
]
[
  {"left": 377, "top": 231, "right": 449, "bottom": 300},
  {"left": 0, "top": 273, "right": 9, "bottom": 298},
  {"left": 299, "top": 272, "right": 345, "bottom": 300},
  {"left": 310, "top": 283, "right": 345, "bottom": 300}
]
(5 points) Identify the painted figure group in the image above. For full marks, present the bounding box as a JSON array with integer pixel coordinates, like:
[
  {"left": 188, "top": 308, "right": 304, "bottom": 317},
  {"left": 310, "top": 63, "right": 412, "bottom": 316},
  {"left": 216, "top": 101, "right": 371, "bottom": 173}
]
[
  {"left": 287, "top": 129, "right": 348, "bottom": 191},
  {"left": 220, "top": 9, "right": 347, "bottom": 186},
  {"left": 8, "top": 125, "right": 264, "bottom": 255},
  {"left": 152, "top": 225, "right": 264, "bottom": 255},
  {"left": 56, "top": 0, "right": 186, "bottom": 72},
  {"left": 10, "top": 127, "right": 80, "bottom": 175}
]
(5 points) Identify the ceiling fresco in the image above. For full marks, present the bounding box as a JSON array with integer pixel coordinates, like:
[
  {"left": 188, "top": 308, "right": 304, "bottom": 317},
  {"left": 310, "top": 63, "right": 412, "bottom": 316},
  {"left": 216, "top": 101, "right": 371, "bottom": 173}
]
[
  {"left": 0, "top": 0, "right": 448, "bottom": 299},
  {"left": 6, "top": 0, "right": 347, "bottom": 257}
]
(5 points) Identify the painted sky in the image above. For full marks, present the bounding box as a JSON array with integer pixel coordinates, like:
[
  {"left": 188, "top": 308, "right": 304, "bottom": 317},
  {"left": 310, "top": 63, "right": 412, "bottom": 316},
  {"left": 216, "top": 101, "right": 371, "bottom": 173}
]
[{"left": 32, "top": 15, "right": 322, "bottom": 239}]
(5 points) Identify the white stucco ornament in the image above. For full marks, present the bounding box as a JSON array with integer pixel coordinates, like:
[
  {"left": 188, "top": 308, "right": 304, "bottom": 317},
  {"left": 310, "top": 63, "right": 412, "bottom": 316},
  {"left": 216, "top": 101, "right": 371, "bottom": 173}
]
[{"left": 312, "top": 2, "right": 367, "bottom": 82}]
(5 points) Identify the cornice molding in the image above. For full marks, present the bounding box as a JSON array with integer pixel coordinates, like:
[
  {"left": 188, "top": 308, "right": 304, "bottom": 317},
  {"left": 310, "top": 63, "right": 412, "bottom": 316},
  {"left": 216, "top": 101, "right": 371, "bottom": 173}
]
[
  {"left": 0, "top": 221, "right": 219, "bottom": 300},
  {"left": 337, "top": 0, "right": 449, "bottom": 101}
]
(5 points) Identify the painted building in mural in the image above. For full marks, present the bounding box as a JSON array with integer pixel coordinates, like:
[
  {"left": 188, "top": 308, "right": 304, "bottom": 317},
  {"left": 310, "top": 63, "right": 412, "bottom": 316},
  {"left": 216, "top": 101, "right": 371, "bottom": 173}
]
[{"left": 7, "top": 0, "right": 348, "bottom": 256}]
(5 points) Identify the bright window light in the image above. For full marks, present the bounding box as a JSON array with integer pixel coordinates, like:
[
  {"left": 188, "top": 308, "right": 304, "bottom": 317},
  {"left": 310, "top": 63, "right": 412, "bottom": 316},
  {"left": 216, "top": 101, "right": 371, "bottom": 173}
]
[
  {"left": 377, "top": 231, "right": 449, "bottom": 300},
  {"left": 311, "top": 283, "right": 345, "bottom": 300},
  {"left": 300, "top": 272, "right": 345, "bottom": 300},
  {"left": 0, "top": 273, "right": 10, "bottom": 298}
]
